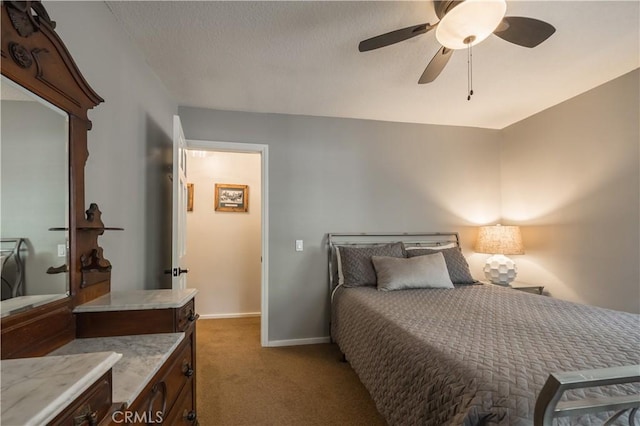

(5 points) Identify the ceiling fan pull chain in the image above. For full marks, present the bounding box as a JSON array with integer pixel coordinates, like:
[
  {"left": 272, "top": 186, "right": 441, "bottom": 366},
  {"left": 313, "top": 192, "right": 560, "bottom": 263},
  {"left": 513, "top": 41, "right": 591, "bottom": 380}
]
[{"left": 467, "top": 43, "right": 474, "bottom": 101}]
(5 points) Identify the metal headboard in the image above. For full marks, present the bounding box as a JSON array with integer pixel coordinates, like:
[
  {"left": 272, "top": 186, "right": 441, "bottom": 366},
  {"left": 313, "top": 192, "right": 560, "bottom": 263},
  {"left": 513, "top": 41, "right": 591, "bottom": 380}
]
[{"left": 327, "top": 232, "right": 460, "bottom": 300}]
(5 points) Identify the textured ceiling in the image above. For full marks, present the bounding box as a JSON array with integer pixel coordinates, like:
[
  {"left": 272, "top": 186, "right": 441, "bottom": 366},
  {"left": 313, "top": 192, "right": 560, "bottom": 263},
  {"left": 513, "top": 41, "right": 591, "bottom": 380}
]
[{"left": 106, "top": 1, "right": 639, "bottom": 129}]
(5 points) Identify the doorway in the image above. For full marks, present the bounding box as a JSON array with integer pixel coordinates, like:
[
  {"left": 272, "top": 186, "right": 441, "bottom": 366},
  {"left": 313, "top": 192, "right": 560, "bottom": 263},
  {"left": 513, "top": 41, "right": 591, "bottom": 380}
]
[{"left": 185, "top": 140, "right": 269, "bottom": 347}]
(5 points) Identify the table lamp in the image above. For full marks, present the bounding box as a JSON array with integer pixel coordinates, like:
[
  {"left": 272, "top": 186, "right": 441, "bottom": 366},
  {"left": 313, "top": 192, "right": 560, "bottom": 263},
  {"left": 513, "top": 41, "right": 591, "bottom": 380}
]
[{"left": 476, "top": 224, "right": 524, "bottom": 285}]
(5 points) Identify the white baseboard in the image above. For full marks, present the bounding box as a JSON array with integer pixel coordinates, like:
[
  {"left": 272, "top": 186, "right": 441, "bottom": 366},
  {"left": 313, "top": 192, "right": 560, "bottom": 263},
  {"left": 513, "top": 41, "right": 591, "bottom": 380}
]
[
  {"left": 267, "top": 336, "right": 331, "bottom": 347},
  {"left": 196, "top": 315, "right": 329, "bottom": 347},
  {"left": 199, "top": 312, "right": 261, "bottom": 320}
]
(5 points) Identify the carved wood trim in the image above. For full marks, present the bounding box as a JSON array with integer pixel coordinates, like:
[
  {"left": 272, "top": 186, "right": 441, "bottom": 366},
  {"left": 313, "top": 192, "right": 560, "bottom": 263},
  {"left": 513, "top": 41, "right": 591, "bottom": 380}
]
[
  {"left": 80, "top": 204, "right": 113, "bottom": 288},
  {"left": 5, "top": 1, "right": 55, "bottom": 37},
  {"left": 1, "top": 1, "right": 103, "bottom": 117}
]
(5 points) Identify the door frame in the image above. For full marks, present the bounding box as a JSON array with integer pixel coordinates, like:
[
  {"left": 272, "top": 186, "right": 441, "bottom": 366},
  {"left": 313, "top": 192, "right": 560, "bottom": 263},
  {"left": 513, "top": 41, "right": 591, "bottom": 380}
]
[
  {"left": 172, "top": 116, "right": 188, "bottom": 290},
  {"left": 186, "top": 139, "right": 269, "bottom": 347}
]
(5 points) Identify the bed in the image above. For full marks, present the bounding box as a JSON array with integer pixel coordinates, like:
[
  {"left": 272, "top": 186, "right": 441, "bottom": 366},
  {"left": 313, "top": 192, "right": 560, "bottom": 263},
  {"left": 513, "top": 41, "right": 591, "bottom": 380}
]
[{"left": 328, "top": 232, "right": 640, "bottom": 425}]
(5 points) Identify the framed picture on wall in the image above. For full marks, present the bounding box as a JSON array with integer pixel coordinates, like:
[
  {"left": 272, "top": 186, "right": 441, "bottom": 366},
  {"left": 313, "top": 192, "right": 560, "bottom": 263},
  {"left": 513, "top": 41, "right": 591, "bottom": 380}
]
[
  {"left": 215, "top": 183, "right": 249, "bottom": 212},
  {"left": 187, "top": 183, "right": 194, "bottom": 212}
]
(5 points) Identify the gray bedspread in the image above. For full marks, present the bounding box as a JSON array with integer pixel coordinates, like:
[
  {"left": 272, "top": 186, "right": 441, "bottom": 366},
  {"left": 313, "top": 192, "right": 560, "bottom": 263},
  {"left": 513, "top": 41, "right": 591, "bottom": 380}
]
[{"left": 331, "top": 284, "right": 640, "bottom": 425}]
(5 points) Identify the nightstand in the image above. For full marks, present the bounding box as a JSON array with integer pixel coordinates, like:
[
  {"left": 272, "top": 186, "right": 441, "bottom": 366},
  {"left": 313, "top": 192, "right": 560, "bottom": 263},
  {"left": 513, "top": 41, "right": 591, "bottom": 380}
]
[
  {"left": 509, "top": 282, "right": 544, "bottom": 295},
  {"left": 484, "top": 281, "right": 545, "bottom": 295}
]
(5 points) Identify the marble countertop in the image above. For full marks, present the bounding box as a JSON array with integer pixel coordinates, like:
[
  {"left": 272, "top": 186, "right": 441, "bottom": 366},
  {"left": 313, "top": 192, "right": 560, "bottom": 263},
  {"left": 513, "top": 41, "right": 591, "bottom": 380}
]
[
  {"left": 73, "top": 288, "right": 197, "bottom": 313},
  {"left": 1, "top": 294, "right": 68, "bottom": 318},
  {"left": 1, "top": 351, "right": 122, "bottom": 426},
  {"left": 49, "top": 332, "right": 185, "bottom": 407}
]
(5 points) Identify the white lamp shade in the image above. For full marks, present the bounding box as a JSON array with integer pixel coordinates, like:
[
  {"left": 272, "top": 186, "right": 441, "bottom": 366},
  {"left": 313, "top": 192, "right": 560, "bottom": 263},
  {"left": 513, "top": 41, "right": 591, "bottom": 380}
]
[
  {"left": 475, "top": 225, "right": 524, "bottom": 255},
  {"left": 435, "top": 0, "right": 507, "bottom": 50}
]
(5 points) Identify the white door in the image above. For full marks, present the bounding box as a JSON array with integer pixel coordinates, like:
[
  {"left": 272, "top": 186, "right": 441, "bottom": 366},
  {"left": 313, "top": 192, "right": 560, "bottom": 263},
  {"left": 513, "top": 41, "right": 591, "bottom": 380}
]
[{"left": 172, "top": 115, "right": 188, "bottom": 289}]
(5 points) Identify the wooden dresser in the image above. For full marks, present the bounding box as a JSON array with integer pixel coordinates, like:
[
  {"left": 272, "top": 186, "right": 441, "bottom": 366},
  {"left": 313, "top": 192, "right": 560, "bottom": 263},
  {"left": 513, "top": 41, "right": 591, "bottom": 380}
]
[
  {"left": 1, "top": 290, "right": 199, "bottom": 425},
  {"left": 67, "top": 289, "right": 199, "bottom": 425}
]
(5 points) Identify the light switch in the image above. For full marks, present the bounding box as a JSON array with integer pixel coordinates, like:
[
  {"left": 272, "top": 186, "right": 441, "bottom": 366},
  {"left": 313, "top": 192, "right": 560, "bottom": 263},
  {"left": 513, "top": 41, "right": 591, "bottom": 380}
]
[
  {"left": 295, "top": 240, "right": 304, "bottom": 252},
  {"left": 57, "top": 244, "right": 66, "bottom": 257}
]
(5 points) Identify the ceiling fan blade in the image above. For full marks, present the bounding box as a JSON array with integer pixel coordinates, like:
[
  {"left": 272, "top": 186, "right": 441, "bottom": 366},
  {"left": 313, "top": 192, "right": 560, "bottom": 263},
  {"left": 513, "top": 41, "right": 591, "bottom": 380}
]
[
  {"left": 359, "top": 23, "right": 433, "bottom": 52},
  {"left": 493, "top": 16, "right": 556, "bottom": 48},
  {"left": 418, "top": 46, "right": 453, "bottom": 84}
]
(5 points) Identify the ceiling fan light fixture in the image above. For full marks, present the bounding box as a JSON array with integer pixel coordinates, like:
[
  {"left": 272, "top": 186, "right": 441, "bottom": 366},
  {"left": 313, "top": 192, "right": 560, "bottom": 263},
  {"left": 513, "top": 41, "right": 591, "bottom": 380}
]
[{"left": 435, "top": 0, "right": 507, "bottom": 50}]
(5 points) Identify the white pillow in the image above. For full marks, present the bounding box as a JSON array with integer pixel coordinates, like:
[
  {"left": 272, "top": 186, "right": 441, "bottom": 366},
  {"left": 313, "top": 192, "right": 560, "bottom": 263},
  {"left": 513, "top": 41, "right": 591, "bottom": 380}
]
[{"left": 372, "top": 252, "right": 454, "bottom": 291}]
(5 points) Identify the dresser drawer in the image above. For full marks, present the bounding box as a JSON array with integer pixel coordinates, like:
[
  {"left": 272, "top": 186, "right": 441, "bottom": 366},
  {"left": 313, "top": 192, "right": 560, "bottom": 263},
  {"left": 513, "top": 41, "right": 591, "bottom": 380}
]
[
  {"left": 124, "top": 336, "right": 193, "bottom": 425},
  {"left": 175, "top": 299, "right": 197, "bottom": 332},
  {"left": 162, "top": 335, "right": 194, "bottom": 409},
  {"left": 163, "top": 379, "right": 196, "bottom": 425},
  {"left": 50, "top": 370, "right": 113, "bottom": 425},
  {"left": 77, "top": 300, "right": 197, "bottom": 337}
]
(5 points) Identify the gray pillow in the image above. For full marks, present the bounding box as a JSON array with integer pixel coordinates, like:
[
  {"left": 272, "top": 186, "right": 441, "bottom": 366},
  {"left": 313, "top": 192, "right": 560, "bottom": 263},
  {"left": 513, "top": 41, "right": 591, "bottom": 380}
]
[
  {"left": 372, "top": 253, "right": 454, "bottom": 291},
  {"left": 406, "top": 247, "right": 477, "bottom": 284},
  {"left": 336, "top": 242, "right": 405, "bottom": 287}
]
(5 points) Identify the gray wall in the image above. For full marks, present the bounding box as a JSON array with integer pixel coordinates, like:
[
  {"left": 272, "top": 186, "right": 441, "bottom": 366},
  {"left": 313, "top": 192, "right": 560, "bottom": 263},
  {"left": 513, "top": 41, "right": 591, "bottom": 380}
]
[
  {"left": 178, "top": 108, "right": 502, "bottom": 341},
  {"left": 46, "top": 1, "right": 178, "bottom": 290},
  {"left": 501, "top": 69, "right": 639, "bottom": 313}
]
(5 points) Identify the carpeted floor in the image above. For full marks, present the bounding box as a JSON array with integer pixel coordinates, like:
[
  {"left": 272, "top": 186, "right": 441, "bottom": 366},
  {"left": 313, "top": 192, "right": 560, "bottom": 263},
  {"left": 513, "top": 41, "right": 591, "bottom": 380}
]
[{"left": 196, "top": 317, "right": 386, "bottom": 426}]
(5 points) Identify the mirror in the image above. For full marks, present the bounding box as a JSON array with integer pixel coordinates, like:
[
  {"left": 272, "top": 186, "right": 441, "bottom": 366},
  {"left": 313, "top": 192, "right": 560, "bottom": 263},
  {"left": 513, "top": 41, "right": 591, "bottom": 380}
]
[{"left": 0, "top": 75, "right": 70, "bottom": 317}]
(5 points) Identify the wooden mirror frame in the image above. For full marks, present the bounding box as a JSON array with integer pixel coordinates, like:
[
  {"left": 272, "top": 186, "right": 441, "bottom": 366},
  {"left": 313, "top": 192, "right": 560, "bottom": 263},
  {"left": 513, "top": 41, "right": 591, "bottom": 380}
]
[{"left": 1, "top": 1, "right": 112, "bottom": 358}]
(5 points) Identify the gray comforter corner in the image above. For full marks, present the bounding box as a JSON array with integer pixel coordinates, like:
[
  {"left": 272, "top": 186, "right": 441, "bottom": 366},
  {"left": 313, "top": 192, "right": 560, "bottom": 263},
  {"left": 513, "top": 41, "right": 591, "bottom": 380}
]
[{"left": 332, "top": 284, "right": 640, "bottom": 425}]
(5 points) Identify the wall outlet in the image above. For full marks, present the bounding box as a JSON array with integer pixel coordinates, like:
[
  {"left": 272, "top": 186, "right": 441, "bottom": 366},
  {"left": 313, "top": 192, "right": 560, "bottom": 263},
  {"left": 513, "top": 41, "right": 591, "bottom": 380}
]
[
  {"left": 295, "top": 240, "right": 303, "bottom": 252},
  {"left": 57, "top": 244, "right": 66, "bottom": 257}
]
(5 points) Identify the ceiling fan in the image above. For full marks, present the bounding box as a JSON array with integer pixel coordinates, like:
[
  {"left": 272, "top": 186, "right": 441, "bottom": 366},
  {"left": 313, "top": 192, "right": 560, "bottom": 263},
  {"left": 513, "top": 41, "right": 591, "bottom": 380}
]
[{"left": 359, "top": 0, "right": 555, "bottom": 92}]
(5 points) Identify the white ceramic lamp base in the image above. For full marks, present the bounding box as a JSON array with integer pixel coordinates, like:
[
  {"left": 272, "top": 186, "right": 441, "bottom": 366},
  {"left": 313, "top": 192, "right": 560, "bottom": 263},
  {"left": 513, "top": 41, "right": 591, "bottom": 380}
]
[{"left": 483, "top": 254, "right": 517, "bottom": 285}]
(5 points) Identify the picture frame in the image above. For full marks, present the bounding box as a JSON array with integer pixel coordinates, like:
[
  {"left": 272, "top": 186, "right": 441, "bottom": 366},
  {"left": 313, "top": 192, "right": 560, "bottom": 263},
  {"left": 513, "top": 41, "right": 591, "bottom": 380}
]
[
  {"left": 187, "top": 183, "right": 194, "bottom": 212},
  {"left": 215, "top": 183, "right": 248, "bottom": 212}
]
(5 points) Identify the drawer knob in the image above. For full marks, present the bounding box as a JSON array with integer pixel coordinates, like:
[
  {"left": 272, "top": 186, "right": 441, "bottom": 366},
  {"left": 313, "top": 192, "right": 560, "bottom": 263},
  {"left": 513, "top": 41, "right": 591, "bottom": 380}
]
[
  {"left": 188, "top": 312, "right": 197, "bottom": 322},
  {"left": 184, "top": 410, "right": 197, "bottom": 422},
  {"left": 183, "top": 362, "right": 194, "bottom": 377},
  {"left": 73, "top": 407, "right": 98, "bottom": 426}
]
